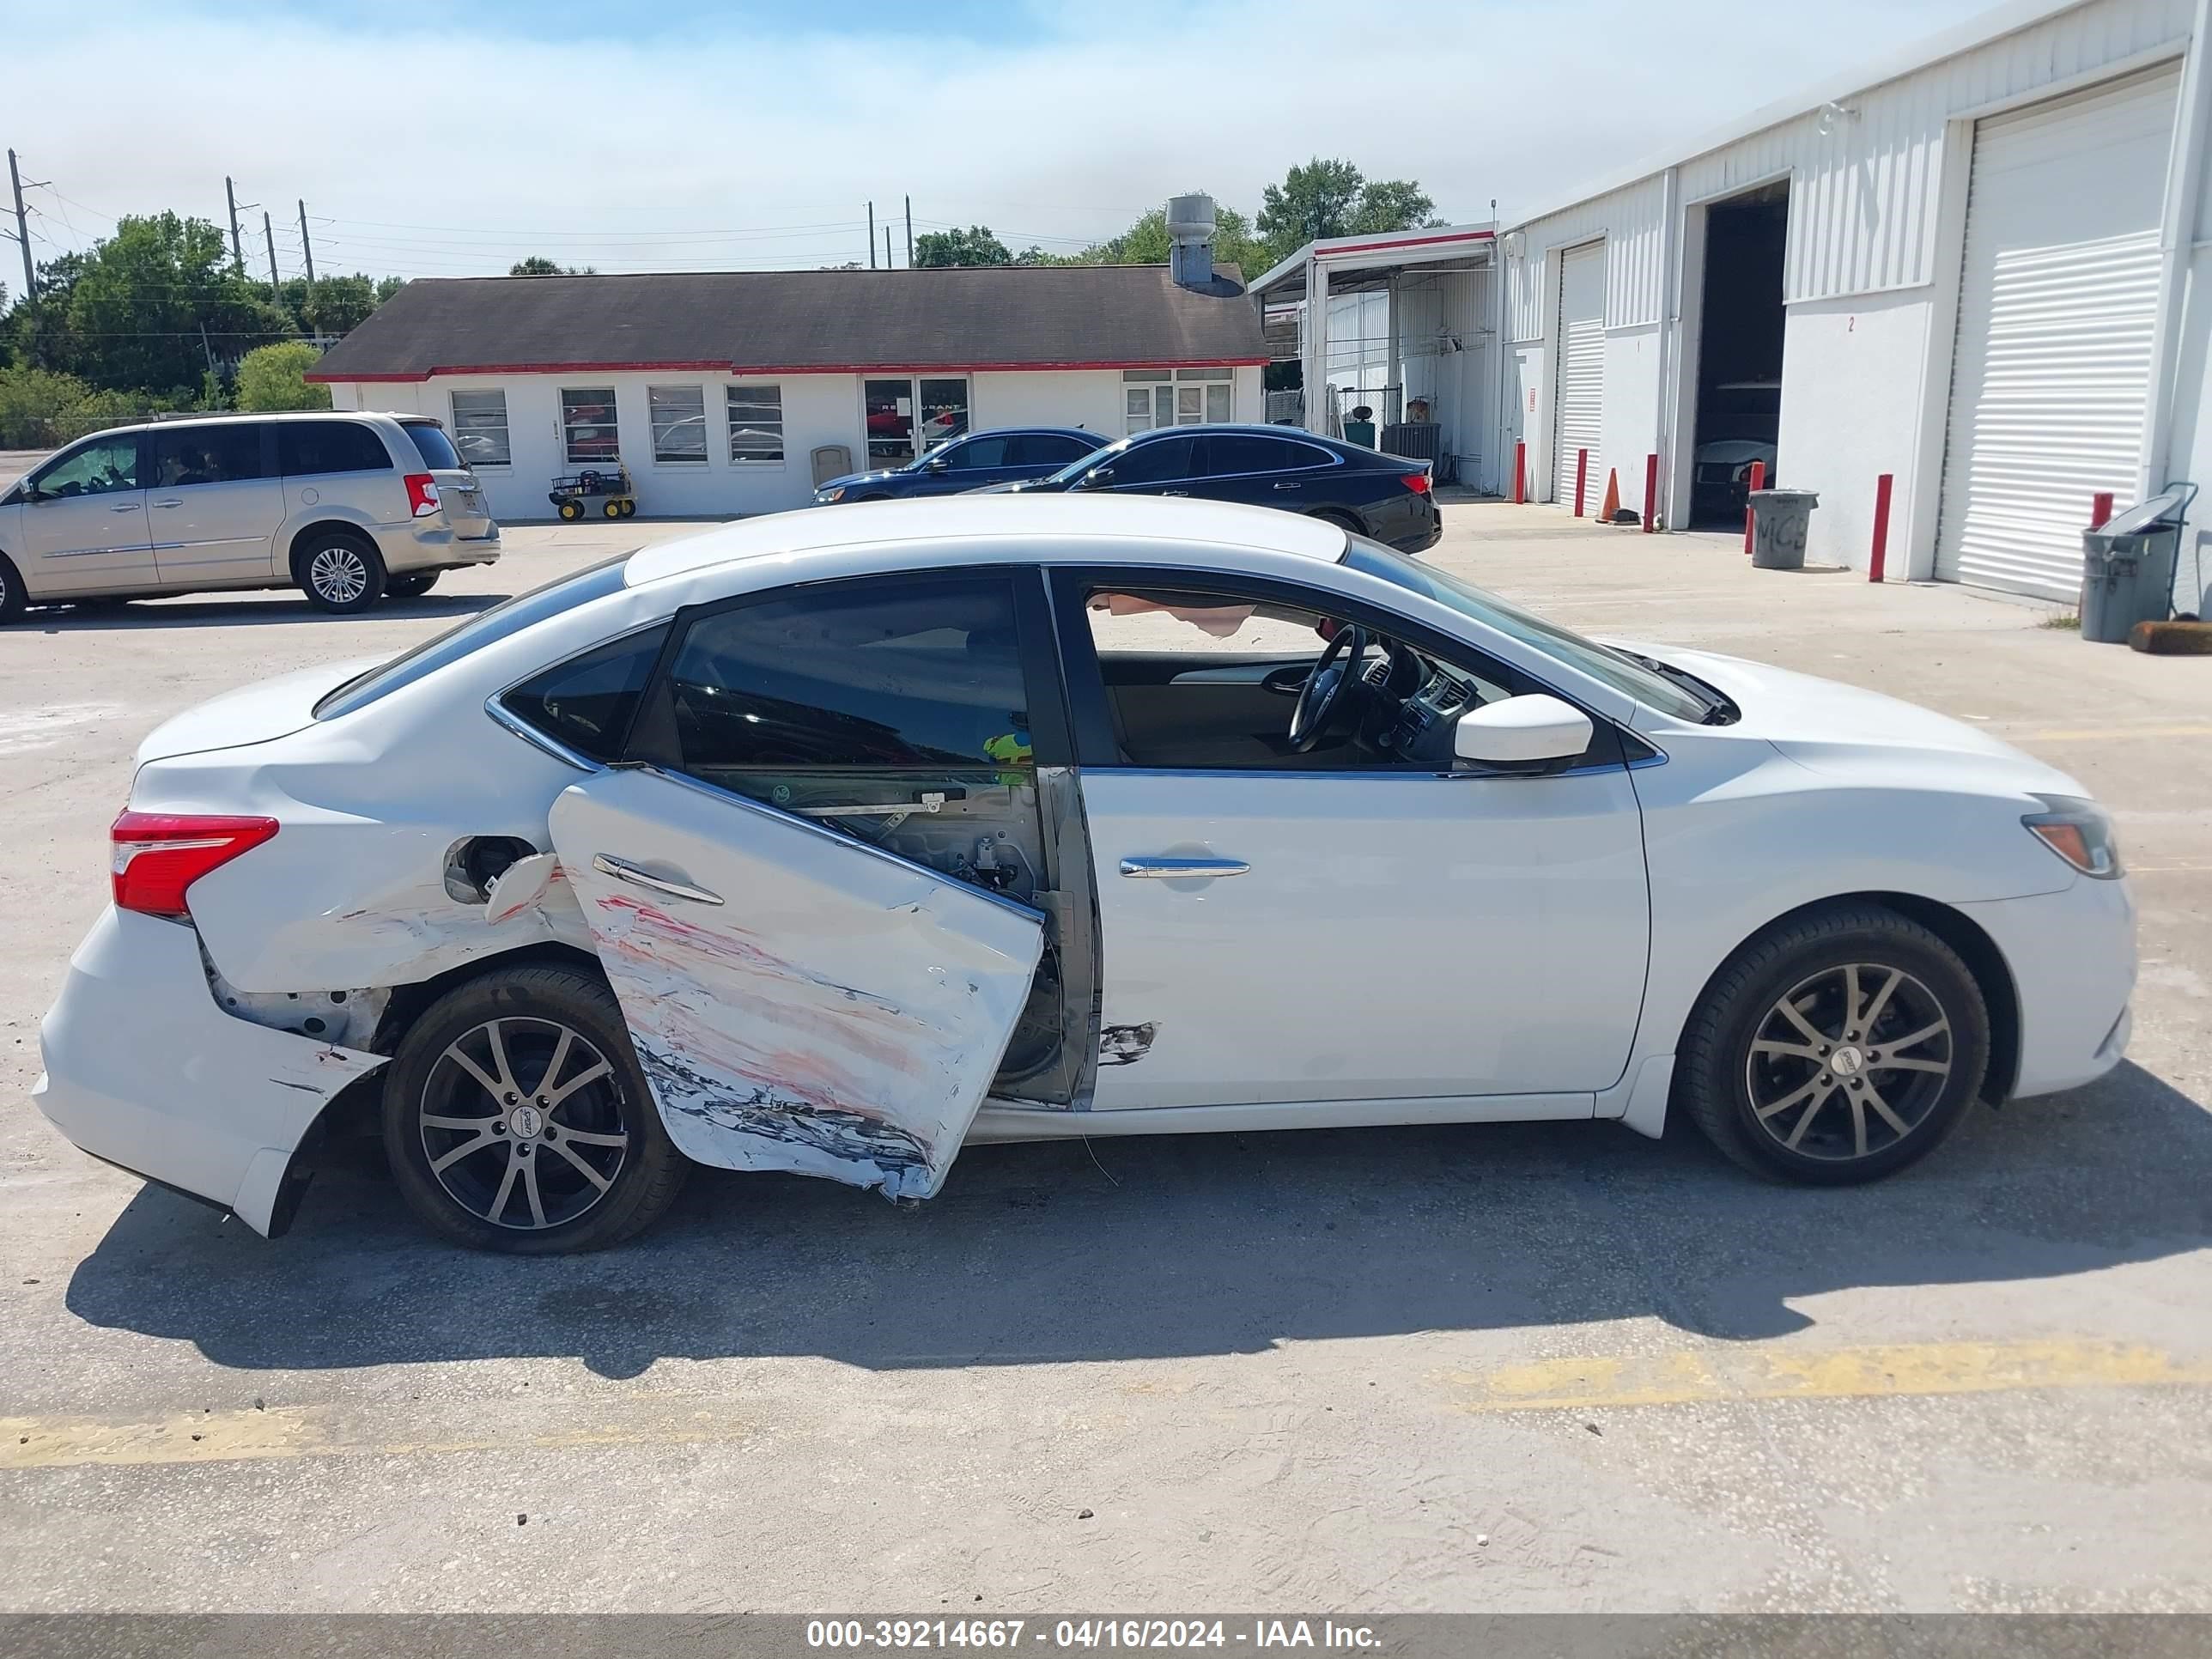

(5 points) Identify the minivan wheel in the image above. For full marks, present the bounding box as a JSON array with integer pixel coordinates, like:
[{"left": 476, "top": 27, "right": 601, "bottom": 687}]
[
  {"left": 1676, "top": 904, "right": 1990, "bottom": 1184},
  {"left": 0, "top": 553, "right": 24, "bottom": 623},
  {"left": 296, "top": 532, "right": 387, "bottom": 613},
  {"left": 382, "top": 964, "right": 688, "bottom": 1253}
]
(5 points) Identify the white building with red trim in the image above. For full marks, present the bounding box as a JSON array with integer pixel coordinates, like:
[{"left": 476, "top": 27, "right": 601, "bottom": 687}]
[{"left": 308, "top": 259, "right": 1268, "bottom": 523}]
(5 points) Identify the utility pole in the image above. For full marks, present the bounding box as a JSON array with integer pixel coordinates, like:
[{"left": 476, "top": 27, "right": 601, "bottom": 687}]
[
  {"left": 867, "top": 201, "right": 876, "bottom": 269},
  {"left": 905, "top": 195, "right": 913, "bottom": 267},
  {"left": 263, "top": 210, "right": 280, "bottom": 301},
  {"left": 885, "top": 226, "right": 894, "bottom": 270},
  {"left": 297, "top": 199, "right": 315, "bottom": 286},
  {"left": 224, "top": 176, "right": 246, "bottom": 274},
  {"left": 7, "top": 149, "right": 34, "bottom": 301}
]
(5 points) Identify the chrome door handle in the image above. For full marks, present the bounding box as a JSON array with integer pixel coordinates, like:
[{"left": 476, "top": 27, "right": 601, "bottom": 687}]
[
  {"left": 591, "top": 854, "right": 724, "bottom": 906},
  {"left": 1159, "top": 489, "right": 1189, "bottom": 497},
  {"left": 1119, "top": 857, "right": 1250, "bottom": 879},
  {"left": 1272, "top": 481, "right": 1302, "bottom": 490},
  {"left": 151, "top": 498, "right": 183, "bottom": 508},
  {"left": 109, "top": 502, "right": 142, "bottom": 513}
]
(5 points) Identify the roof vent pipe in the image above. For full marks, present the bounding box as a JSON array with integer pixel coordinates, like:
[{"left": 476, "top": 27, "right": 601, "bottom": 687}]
[{"left": 1167, "top": 193, "right": 1217, "bottom": 289}]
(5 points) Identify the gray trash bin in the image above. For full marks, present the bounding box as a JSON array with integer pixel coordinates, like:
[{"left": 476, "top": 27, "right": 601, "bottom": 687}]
[
  {"left": 1748, "top": 489, "right": 1820, "bottom": 569},
  {"left": 2080, "top": 483, "right": 2195, "bottom": 643}
]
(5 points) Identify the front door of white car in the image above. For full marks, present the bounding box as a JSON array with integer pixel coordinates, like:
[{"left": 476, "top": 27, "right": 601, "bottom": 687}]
[
  {"left": 1058, "top": 567, "right": 1652, "bottom": 1113},
  {"left": 16, "top": 432, "right": 156, "bottom": 594},
  {"left": 549, "top": 767, "right": 1044, "bottom": 1199}
]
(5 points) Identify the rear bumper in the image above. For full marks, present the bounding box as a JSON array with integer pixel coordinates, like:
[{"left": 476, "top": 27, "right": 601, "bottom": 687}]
[
  {"left": 374, "top": 521, "right": 501, "bottom": 574},
  {"left": 32, "top": 908, "right": 386, "bottom": 1236},
  {"left": 1960, "top": 877, "right": 2137, "bottom": 1099}
]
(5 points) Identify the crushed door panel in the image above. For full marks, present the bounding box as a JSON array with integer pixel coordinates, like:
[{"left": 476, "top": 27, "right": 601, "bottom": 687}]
[{"left": 548, "top": 768, "right": 1043, "bottom": 1199}]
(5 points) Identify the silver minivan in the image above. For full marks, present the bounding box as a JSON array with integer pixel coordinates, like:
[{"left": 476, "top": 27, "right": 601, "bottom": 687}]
[{"left": 0, "top": 410, "right": 500, "bottom": 622}]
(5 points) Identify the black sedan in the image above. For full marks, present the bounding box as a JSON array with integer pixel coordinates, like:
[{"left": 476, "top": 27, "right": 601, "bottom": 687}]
[
  {"left": 986, "top": 424, "right": 1441, "bottom": 553},
  {"left": 813, "top": 426, "right": 1105, "bottom": 504}
]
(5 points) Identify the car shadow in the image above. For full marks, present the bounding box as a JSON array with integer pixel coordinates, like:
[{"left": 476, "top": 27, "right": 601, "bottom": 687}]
[
  {"left": 24, "top": 593, "right": 505, "bottom": 632},
  {"left": 64, "top": 1061, "right": 2212, "bottom": 1379}
]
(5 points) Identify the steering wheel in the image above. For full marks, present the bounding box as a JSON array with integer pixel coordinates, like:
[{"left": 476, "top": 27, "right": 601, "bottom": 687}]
[{"left": 1288, "top": 623, "right": 1371, "bottom": 752}]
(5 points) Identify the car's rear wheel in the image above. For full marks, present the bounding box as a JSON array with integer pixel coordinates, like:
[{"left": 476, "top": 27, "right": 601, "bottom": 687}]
[
  {"left": 382, "top": 963, "right": 688, "bottom": 1252},
  {"left": 296, "top": 532, "right": 387, "bottom": 613},
  {"left": 0, "top": 553, "right": 25, "bottom": 623},
  {"left": 1676, "top": 904, "right": 1990, "bottom": 1183},
  {"left": 388, "top": 570, "right": 440, "bottom": 599}
]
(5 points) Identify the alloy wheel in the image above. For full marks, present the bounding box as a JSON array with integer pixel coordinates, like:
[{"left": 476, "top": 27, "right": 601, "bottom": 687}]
[
  {"left": 308, "top": 545, "right": 370, "bottom": 605},
  {"left": 419, "top": 1017, "right": 632, "bottom": 1230},
  {"left": 1743, "top": 963, "right": 1954, "bottom": 1162}
]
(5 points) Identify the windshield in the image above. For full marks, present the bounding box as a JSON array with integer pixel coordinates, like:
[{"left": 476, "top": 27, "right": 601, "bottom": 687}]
[
  {"left": 314, "top": 556, "right": 634, "bottom": 719},
  {"left": 1042, "top": 435, "right": 1131, "bottom": 485},
  {"left": 1346, "top": 539, "right": 1716, "bottom": 721}
]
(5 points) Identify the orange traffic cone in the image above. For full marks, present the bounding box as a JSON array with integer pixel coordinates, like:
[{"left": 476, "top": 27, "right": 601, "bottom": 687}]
[{"left": 1598, "top": 468, "right": 1620, "bottom": 524}]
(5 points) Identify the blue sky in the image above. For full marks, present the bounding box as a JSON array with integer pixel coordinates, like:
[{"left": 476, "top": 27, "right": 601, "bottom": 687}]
[{"left": 6, "top": 0, "right": 2004, "bottom": 283}]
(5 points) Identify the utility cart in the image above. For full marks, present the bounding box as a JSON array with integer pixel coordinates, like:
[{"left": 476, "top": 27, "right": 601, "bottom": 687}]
[{"left": 549, "top": 465, "right": 636, "bottom": 521}]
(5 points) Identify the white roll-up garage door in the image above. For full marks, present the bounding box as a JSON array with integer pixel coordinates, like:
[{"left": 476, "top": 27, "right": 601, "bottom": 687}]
[
  {"left": 1553, "top": 241, "right": 1606, "bottom": 507},
  {"left": 1934, "top": 66, "right": 2180, "bottom": 599}
]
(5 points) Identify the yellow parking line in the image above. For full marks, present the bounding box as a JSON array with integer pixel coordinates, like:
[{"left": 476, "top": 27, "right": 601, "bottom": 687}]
[{"left": 1437, "top": 1337, "right": 2212, "bottom": 1414}]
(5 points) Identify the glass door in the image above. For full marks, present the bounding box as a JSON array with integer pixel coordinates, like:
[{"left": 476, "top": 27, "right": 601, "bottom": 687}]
[{"left": 865, "top": 377, "right": 969, "bottom": 468}]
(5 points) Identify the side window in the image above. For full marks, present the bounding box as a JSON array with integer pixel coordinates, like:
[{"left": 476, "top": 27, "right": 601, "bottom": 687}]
[
  {"left": 278, "top": 421, "right": 393, "bottom": 477},
  {"left": 31, "top": 434, "right": 142, "bottom": 497},
  {"left": 939, "top": 435, "right": 1011, "bottom": 470},
  {"left": 154, "top": 425, "right": 265, "bottom": 489},
  {"left": 499, "top": 624, "right": 671, "bottom": 763},
  {"left": 653, "top": 574, "right": 1033, "bottom": 781},
  {"left": 561, "top": 389, "right": 620, "bottom": 466},
  {"left": 1204, "top": 434, "right": 1288, "bottom": 477},
  {"left": 1099, "top": 435, "right": 1195, "bottom": 486},
  {"left": 1018, "top": 434, "right": 1097, "bottom": 465},
  {"left": 648, "top": 386, "right": 708, "bottom": 465}
]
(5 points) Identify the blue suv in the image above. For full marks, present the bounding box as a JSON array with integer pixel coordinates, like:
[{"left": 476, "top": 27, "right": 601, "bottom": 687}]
[{"left": 813, "top": 427, "right": 1105, "bottom": 504}]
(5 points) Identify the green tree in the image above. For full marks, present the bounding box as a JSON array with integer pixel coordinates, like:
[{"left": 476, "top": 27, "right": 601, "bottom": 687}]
[
  {"left": 277, "top": 272, "right": 393, "bottom": 336},
  {"left": 1255, "top": 160, "right": 1441, "bottom": 265},
  {"left": 509, "top": 256, "right": 595, "bottom": 276},
  {"left": 913, "top": 226, "right": 1012, "bottom": 268},
  {"left": 234, "top": 341, "right": 331, "bottom": 410}
]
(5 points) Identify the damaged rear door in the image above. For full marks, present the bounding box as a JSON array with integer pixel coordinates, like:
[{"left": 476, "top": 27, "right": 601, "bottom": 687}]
[
  {"left": 550, "top": 565, "right": 1066, "bottom": 1199},
  {"left": 551, "top": 769, "right": 1042, "bottom": 1198}
]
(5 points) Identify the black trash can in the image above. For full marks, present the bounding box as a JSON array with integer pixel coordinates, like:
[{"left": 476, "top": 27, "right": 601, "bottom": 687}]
[{"left": 2080, "top": 484, "right": 2196, "bottom": 644}]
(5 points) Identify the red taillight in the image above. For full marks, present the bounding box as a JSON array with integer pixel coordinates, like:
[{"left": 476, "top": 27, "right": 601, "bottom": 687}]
[
  {"left": 404, "top": 472, "right": 441, "bottom": 518},
  {"left": 111, "top": 812, "right": 278, "bottom": 918},
  {"left": 1401, "top": 471, "right": 1432, "bottom": 495}
]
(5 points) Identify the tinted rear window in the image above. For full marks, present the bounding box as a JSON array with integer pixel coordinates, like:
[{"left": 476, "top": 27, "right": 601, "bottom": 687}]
[
  {"left": 501, "top": 624, "right": 669, "bottom": 763},
  {"left": 402, "top": 421, "right": 465, "bottom": 471},
  {"left": 315, "top": 556, "right": 634, "bottom": 720},
  {"left": 279, "top": 421, "right": 393, "bottom": 477}
]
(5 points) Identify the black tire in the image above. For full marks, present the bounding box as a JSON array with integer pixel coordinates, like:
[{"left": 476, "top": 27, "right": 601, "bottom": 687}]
[
  {"left": 618, "top": 498, "right": 637, "bottom": 518},
  {"left": 382, "top": 963, "right": 688, "bottom": 1253},
  {"left": 558, "top": 499, "right": 584, "bottom": 522},
  {"left": 388, "top": 570, "right": 441, "bottom": 599},
  {"left": 0, "top": 552, "right": 24, "bottom": 624},
  {"left": 1676, "top": 902, "right": 1990, "bottom": 1184},
  {"left": 602, "top": 498, "right": 623, "bottom": 520},
  {"left": 295, "top": 531, "right": 387, "bottom": 614}
]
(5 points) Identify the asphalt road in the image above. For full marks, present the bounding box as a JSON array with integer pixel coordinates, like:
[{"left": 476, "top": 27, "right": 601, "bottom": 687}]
[{"left": 2, "top": 504, "right": 2208, "bottom": 1614}]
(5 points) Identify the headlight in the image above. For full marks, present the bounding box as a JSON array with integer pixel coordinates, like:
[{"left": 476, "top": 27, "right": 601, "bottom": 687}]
[
  {"left": 817, "top": 486, "right": 846, "bottom": 504},
  {"left": 2022, "top": 794, "right": 2124, "bottom": 878}
]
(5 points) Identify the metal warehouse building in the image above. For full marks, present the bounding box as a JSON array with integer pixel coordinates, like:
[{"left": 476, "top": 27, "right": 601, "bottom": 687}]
[{"left": 1273, "top": 0, "right": 2212, "bottom": 605}]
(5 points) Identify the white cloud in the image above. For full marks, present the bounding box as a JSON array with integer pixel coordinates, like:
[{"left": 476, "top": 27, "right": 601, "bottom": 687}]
[{"left": 6, "top": 0, "right": 1999, "bottom": 277}]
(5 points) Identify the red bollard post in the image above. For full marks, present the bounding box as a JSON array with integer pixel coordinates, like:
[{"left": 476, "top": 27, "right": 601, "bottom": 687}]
[
  {"left": 1644, "top": 452, "right": 1659, "bottom": 533},
  {"left": 2091, "top": 490, "right": 2115, "bottom": 529},
  {"left": 1742, "top": 459, "right": 1767, "bottom": 554},
  {"left": 1511, "top": 441, "right": 1527, "bottom": 505},
  {"left": 1869, "top": 472, "right": 1894, "bottom": 583},
  {"left": 1573, "top": 448, "right": 1589, "bottom": 518}
]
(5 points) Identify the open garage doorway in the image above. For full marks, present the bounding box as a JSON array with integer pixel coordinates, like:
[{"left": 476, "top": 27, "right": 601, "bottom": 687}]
[{"left": 1688, "top": 182, "right": 1789, "bottom": 529}]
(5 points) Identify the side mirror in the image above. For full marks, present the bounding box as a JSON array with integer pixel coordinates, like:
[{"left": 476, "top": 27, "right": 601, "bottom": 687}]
[
  {"left": 1079, "top": 467, "right": 1114, "bottom": 489},
  {"left": 1454, "top": 694, "right": 1594, "bottom": 768},
  {"left": 925, "top": 457, "right": 950, "bottom": 473}
]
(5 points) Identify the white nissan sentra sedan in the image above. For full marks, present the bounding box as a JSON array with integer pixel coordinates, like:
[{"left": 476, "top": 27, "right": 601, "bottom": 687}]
[{"left": 34, "top": 497, "right": 2134, "bottom": 1252}]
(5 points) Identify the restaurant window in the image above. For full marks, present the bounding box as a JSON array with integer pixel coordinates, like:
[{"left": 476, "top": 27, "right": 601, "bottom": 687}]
[
  {"left": 649, "top": 386, "right": 708, "bottom": 465},
  {"left": 726, "top": 385, "right": 785, "bottom": 463},
  {"left": 561, "top": 388, "right": 620, "bottom": 466}
]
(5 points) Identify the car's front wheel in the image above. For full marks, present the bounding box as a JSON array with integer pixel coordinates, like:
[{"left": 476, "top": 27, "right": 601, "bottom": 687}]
[
  {"left": 382, "top": 963, "right": 688, "bottom": 1252},
  {"left": 1676, "top": 904, "right": 1990, "bottom": 1183}
]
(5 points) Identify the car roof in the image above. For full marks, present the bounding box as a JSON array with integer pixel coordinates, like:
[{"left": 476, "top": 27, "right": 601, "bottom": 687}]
[
  {"left": 626, "top": 495, "right": 1350, "bottom": 586},
  {"left": 93, "top": 409, "right": 421, "bottom": 439}
]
